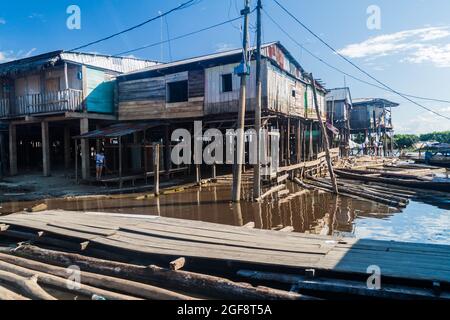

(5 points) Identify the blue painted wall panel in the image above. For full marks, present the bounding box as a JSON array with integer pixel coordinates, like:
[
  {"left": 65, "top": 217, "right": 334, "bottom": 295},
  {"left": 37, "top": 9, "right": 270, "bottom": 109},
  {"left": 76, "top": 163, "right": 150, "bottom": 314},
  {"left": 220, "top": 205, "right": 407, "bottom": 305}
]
[{"left": 85, "top": 67, "right": 115, "bottom": 114}]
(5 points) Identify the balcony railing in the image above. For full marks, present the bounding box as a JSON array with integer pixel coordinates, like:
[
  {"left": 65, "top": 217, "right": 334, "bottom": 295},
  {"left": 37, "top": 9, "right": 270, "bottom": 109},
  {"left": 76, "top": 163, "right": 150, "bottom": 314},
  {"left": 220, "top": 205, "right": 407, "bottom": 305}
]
[
  {"left": 0, "top": 98, "right": 10, "bottom": 117},
  {"left": 0, "top": 89, "right": 84, "bottom": 118}
]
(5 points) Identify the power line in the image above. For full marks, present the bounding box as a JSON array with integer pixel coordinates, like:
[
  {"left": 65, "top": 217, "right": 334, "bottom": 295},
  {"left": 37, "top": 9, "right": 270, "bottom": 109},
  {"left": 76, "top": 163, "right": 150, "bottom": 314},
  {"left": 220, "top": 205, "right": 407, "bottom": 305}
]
[
  {"left": 263, "top": 9, "right": 450, "bottom": 105},
  {"left": 115, "top": 16, "right": 243, "bottom": 56},
  {"left": 69, "top": 0, "right": 200, "bottom": 51},
  {"left": 164, "top": 16, "right": 173, "bottom": 62},
  {"left": 272, "top": 0, "right": 450, "bottom": 120}
]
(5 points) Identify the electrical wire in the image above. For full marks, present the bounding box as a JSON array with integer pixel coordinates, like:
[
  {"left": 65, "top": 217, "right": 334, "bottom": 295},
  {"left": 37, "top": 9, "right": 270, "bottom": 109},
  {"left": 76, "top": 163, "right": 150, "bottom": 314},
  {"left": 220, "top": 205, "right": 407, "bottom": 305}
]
[
  {"left": 69, "top": 0, "right": 200, "bottom": 51},
  {"left": 115, "top": 16, "right": 243, "bottom": 56},
  {"left": 272, "top": 0, "right": 450, "bottom": 120}
]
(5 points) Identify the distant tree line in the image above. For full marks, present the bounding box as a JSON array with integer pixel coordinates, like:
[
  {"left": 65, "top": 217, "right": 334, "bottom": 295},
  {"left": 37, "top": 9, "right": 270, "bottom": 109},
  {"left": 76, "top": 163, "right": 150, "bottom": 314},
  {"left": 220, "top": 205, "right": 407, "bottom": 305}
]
[{"left": 393, "top": 131, "right": 450, "bottom": 149}]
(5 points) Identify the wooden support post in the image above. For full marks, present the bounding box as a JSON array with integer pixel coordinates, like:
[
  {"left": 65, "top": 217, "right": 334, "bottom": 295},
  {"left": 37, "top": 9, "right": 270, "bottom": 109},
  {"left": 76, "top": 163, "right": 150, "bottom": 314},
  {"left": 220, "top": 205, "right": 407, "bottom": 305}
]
[
  {"left": 153, "top": 143, "right": 160, "bottom": 196},
  {"left": 296, "top": 120, "right": 302, "bottom": 163},
  {"left": 119, "top": 137, "right": 123, "bottom": 189},
  {"left": 286, "top": 117, "right": 291, "bottom": 165},
  {"left": 196, "top": 164, "right": 201, "bottom": 186},
  {"left": 309, "top": 122, "right": 313, "bottom": 161},
  {"left": 0, "top": 132, "right": 5, "bottom": 177},
  {"left": 308, "top": 73, "right": 338, "bottom": 194},
  {"left": 302, "top": 125, "right": 306, "bottom": 162},
  {"left": 64, "top": 126, "right": 71, "bottom": 170},
  {"left": 80, "top": 118, "right": 90, "bottom": 180},
  {"left": 64, "top": 62, "right": 69, "bottom": 90},
  {"left": 41, "top": 121, "right": 50, "bottom": 177},
  {"left": 164, "top": 125, "right": 171, "bottom": 178},
  {"left": 74, "top": 139, "right": 79, "bottom": 183},
  {"left": 280, "top": 122, "right": 285, "bottom": 165},
  {"left": 364, "top": 130, "right": 368, "bottom": 155},
  {"left": 8, "top": 124, "right": 17, "bottom": 176},
  {"left": 212, "top": 163, "right": 217, "bottom": 180}
]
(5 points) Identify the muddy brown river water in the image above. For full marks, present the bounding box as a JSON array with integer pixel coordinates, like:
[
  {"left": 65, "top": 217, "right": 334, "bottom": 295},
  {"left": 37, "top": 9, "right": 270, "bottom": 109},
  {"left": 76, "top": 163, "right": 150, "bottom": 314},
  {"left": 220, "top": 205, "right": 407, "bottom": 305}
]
[{"left": 0, "top": 182, "right": 449, "bottom": 245}]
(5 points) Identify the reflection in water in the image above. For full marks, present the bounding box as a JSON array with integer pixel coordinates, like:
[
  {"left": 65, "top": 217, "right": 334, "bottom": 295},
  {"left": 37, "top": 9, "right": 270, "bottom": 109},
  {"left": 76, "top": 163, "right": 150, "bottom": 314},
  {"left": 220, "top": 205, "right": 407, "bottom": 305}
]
[{"left": 0, "top": 181, "right": 448, "bottom": 244}]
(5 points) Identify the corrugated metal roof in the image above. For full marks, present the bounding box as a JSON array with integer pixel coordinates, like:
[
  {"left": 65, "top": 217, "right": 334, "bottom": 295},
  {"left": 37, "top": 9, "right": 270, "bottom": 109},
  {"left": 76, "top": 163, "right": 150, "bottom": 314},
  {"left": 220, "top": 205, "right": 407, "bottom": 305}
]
[
  {"left": 121, "top": 42, "right": 280, "bottom": 76},
  {"left": 326, "top": 87, "right": 352, "bottom": 102},
  {"left": 0, "top": 51, "right": 158, "bottom": 75},
  {"left": 352, "top": 98, "right": 400, "bottom": 107},
  {"left": 74, "top": 122, "right": 166, "bottom": 139},
  {"left": 61, "top": 52, "right": 158, "bottom": 73}
]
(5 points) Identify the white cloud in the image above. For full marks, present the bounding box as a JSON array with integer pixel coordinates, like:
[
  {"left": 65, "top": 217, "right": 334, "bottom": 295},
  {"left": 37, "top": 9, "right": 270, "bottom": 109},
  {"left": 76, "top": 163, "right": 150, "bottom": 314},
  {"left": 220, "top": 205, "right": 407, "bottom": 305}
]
[
  {"left": 28, "top": 13, "right": 46, "bottom": 23},
  {"left": 0, "top": 18, "right": 6, "bottom": 25},
  {"left": 0, "top": 48, "right": 38, "bottom": 63},
  {"left": 215, "top": 43, "right": 235, "bottom": 53},
  {"left": 403, "top": 44, "right": 450, "bottom": 68},
  {"left": 394, "top": 106, "right": 450, "bottom": 134},
  {"left": 338, "top": 26, "right": 450, "bottom": 68}
]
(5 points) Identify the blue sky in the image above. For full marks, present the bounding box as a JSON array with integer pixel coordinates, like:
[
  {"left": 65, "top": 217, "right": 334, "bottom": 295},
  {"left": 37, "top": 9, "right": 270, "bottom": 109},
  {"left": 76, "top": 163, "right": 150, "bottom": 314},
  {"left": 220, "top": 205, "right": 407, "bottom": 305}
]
[{"left": 1, "top": 0, "right": 449, "bottom": 134}]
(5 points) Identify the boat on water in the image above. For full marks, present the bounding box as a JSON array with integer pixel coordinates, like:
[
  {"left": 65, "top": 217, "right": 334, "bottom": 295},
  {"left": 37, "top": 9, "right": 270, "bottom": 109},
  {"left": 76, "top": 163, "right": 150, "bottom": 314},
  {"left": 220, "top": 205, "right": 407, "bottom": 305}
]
[{"left": 402, "top": 143, "right": 450, "bottom": 168}]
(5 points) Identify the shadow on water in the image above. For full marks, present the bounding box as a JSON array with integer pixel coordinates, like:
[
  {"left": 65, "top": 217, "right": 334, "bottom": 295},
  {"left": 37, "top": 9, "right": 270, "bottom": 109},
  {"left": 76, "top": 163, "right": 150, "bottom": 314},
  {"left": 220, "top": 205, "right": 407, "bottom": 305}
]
[{"left": 0, "top": 181, "right": 448, "bottom": 245}]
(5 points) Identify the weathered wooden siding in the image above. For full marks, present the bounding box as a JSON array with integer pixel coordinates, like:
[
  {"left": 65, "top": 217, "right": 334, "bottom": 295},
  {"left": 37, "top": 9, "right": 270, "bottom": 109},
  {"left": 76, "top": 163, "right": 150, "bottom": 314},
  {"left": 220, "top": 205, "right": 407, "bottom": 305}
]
[
  {"left": 14, "top": 65, "right": 82, "bottom": 96},
  {"left": 304, "top": 85, "right": 327, "bottom": 120},
  {"left": 118, "top": 70, "right": 204, "bottom": 120},
  {"left": 204, "top": 60, "right": 267, "bottom": 115},
  {"left": 85, "top": 67, "right": 115, "bottom": 114},
  {"left": 262, "top": 44, "right": 302, "bottom": 78}
]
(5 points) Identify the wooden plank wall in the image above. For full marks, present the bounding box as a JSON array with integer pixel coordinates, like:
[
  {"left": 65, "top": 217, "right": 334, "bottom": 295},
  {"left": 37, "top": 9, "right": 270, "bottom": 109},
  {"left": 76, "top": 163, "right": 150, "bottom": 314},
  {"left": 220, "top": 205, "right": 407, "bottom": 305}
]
[
  {"left": 118, "top": 70, "right": 205, "bottom": 121},
  {"left": 204, "top": 60, "right": 267, "bottom": 115}
]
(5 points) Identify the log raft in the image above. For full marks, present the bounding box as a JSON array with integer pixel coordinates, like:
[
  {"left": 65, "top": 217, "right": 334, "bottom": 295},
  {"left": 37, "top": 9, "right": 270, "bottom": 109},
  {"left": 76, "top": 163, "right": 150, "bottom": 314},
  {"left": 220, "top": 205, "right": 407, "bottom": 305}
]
[{"left": 0, "top": 210, "right": 449, "bottom": 300}]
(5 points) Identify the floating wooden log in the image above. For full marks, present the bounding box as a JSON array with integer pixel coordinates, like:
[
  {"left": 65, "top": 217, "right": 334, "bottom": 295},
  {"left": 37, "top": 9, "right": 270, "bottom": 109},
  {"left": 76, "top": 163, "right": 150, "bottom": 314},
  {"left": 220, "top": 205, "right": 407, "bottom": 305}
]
[
  {"left": 242, "top": 222, "right": 255, "bottom": 229},
  {"left": 0, "top": 259, "right": 139, "bottom": 300},
  {"left": 256, "top": 184, "right": 286, "bottom": 202},
  {"left": 237, "top": 270, "right": 450, "bottom": 300},
  {"left": 0, "top": 285, "right": 30, "bottom": 300},
  {"left": 305, "top": 179, "right": 406, "bottom": 207},
  {"left": 0, "top": 270, "right": 56, "bottom": 300},
  {"left": 335, "top": 170, "right": 450, "bottom": 192},
  {"left": 340, "top": 168, "right": 431, "bottom": 181},
  {"left": 0, "top": 252, "right": 194, "bottom": 300},
  {"left": 312, "top": 177, "right": 409, "bottom": 204},
  {"left": 10, "top": 245, "right": 312, "bottom": 300},
  {"left": 0, "top": 228, "right": 86, "bottom": 252},
  {"left": 170, "top": 257, "right": 186, "bottom": 271}
]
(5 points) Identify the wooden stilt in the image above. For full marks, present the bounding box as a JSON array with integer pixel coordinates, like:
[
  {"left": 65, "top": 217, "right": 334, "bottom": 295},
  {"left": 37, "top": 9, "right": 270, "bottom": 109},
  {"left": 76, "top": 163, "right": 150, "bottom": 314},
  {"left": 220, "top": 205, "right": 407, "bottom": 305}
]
[
  {"left": 64, "top": 126, "right": 71, "bottom": 170},
  {"left": 9, "top": 124, "right": 17, "bottom": 176},
  {"left": 153, "top": 143, "right": 160, "bottom": 196},
  {"left": 164, "top": 125, "right": 171, "bottom": 178},
  {"left": 196, "top": 164, "right": 201, "bottom": 186},
  {"left": 119, "top": 137, "right": 123, "bottom": 189},
  {"left": 308, "top": 73, "right": 338, "bottom": 194},
  {"left": 41, "top": 121, "right": 50, "bottom": 177}
]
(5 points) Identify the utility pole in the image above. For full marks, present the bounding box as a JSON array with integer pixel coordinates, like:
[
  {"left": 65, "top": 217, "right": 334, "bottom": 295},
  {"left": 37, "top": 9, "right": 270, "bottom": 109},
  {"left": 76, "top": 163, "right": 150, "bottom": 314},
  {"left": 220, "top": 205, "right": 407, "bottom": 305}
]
[
  {"left": 308, "top": 73, "right": 339, "bottom": 194},
  {"left": 253, "top": 0, "right": 262, "bottom": 199},
  {"left": 232, "top": 0, "right": 250, "bottom": 203}
]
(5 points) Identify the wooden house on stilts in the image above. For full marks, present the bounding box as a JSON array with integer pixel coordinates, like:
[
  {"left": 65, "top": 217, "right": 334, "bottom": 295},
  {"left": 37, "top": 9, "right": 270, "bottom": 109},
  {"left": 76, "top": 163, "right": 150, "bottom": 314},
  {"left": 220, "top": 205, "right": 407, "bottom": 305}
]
[{"left": 113, "top": 42, "right": 330, "bottom": 184}]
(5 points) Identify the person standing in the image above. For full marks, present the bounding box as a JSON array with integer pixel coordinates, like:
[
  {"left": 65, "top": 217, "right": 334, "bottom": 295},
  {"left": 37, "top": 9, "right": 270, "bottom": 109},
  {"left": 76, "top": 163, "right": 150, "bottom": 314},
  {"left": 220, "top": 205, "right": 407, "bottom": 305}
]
[{"left": 96, "top": 151, "right": 106, "bottom": 180}]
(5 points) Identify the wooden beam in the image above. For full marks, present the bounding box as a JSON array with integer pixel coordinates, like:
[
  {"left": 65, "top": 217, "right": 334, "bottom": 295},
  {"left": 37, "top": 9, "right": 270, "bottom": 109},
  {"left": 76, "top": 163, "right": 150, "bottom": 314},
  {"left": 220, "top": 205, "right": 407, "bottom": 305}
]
[
  {"left": 308, "top": 74, "right": 338, "bottom": 194},
  {"left": 8, "top": 124, "right": 17, "bottom": 176},
  {"left": 80, "top": 118, "right": 90, "bottom": 180},
  {"left": 41, "top": 121, "right": 50, "bottom": 177},
  {"left": 153, "top": 143, "right": 160, "bottom": 196},
  {"left": 64, "top": 126, "right": 71, "bottom": 170}
]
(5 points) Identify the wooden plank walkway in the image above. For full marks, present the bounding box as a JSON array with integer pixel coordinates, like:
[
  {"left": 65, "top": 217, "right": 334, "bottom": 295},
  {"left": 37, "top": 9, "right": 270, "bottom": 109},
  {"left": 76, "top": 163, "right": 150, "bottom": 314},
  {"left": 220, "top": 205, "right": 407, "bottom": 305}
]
[{"left": 1, "top": 210, "right": 449, "bottom": 286}]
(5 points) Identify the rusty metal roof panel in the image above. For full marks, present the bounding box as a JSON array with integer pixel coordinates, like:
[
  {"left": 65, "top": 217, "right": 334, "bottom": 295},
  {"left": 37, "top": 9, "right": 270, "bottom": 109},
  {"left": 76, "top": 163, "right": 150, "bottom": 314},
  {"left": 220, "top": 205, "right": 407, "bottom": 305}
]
[{"left": 74, "top": 122, "right": 166, "bottom": 139}]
